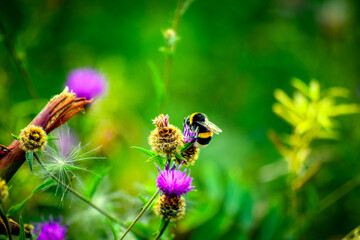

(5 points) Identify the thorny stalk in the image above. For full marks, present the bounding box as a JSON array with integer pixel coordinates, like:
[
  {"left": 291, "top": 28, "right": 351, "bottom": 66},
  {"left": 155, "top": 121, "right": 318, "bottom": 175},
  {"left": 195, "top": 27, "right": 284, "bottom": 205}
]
[
  {"left": 0, "top": 19, "right": 39, "bottom": 102},
  {"left": 119, "top": 189, "right": 160, "bottom": 240}
]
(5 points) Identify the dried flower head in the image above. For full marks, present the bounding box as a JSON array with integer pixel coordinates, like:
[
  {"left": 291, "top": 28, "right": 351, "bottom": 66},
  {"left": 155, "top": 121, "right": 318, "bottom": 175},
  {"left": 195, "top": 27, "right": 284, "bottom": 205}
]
[
  {"left": 0, "top": 178, "right": 8, "bottom": 203},
  {"left": 154, "top": 195, "right": 185, "bottom": 222},
  {"left": 66, "top": 68, "right": 106, "bottom": 100},
  {"left": 176, "top": 145, "right": 199, "bottom": 166},
  {"left": 34, "top": 216, "right": 67, "bottom": 240},
  {"left": 0, "top": 88, "right": 91, "bottom": 182},
  {"left": 148, "top": 114, "right": 183, "bottom": 158},
  {"left": 156, "top": 163, "right": 194, "bottom": 197},
  {"left": 19, "top": 125, "right": 47, "bottom": 152}
]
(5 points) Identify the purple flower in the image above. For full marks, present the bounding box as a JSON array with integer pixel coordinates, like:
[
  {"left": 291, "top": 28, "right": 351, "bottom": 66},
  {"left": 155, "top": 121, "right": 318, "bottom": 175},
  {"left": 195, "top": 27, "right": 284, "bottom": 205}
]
[
  {"left": 66, "top": 68, "right": 106, "bottom": 100},
  {"left": 183, "top": 119, "right": 195, "bottom": 144},
  {"left": 156, "top": 163, "right": 194, "bottom": 197},
  {"left": 35, "top": 216, "right": 67, "bottom": 240}
]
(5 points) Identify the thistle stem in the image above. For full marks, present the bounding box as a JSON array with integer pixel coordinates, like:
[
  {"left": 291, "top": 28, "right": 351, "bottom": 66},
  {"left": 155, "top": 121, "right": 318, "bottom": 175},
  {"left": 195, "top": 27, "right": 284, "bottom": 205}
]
[
  {"left": 119, "top": 189, "right": 160, "bottom": 240},
  {"left": 33, "top": 154, "right": 122, "bottom": 225},
  {"left": 0, "top": 19, "right": 39, "bottom": 102},
  {"left": 161, "top": 0, "right": 186, "bottom": 111},
  {"left": 154, "top": 219, "right": 170, "bottom": 240}
]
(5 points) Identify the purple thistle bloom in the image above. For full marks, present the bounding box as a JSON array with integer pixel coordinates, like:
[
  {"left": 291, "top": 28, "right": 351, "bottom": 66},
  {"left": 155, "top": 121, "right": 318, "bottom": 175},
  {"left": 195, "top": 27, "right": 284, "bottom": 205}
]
[
  {"left": 35, "top": 216, "right": 67, "bottom": 240},
  {"left": 66, "top": 68, "right": 106, "bottom": 100},
  {"left": 156, "top": 163, "right": 194, "bottom": 197},
  {"left": 183, "top": 119, "right": 195, "bottom": 144}
]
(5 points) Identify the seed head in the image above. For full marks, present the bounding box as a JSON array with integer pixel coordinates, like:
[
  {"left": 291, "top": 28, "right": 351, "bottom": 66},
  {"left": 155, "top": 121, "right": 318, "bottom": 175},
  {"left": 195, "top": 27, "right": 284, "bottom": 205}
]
[
  {"left": 154, "top": 195, "right": 185, "bottom": 222},
  {"left": 0, "top": 179, "right": 8, "bottom": 203},
  {"left": 148, "top": 114, "right": 183, "bottom": 157},
  {"left": 19, "top": 125, "right": 47, "bottom": 152}
]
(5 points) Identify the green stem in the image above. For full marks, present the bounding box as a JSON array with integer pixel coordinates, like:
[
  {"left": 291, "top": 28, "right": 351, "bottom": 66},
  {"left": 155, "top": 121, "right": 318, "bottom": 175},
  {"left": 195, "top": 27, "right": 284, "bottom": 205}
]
[
  {"left": 33, "top": 154, "right": 122, "bottom": 225},
  {"left": 161, "top": 0, "right": 186, "bottom": 111},
  {"left": 0, "top": 19, "right": 39, "bottom": 102},
  {"left": 119, "top": 189, "right": 160, "bottom": 240},
  {"left": 0, "top": 205, "right": 12, "bottom": 240},
  {"left": 319, "top": 174, "right": 360, "bottom": 212},
  {"left": 154, "top": 220, "right": 170, "bottom": 240}
]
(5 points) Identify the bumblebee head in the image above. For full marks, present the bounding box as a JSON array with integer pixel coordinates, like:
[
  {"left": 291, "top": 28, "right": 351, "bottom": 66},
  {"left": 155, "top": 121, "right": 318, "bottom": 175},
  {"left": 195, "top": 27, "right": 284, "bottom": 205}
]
[{"left": 187, "top": 113, "right": 206, "bottom": 125}]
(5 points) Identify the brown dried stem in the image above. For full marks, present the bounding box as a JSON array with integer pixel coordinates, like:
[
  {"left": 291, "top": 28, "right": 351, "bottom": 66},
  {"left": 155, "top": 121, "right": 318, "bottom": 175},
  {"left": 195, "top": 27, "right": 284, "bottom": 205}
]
[{"left": 0, "top": 88, "right": 91, "bottom": 182}]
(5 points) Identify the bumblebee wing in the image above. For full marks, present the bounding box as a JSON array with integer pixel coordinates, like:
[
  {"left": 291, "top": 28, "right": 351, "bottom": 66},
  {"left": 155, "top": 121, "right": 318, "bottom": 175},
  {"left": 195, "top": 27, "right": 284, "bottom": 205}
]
[{"left": 196, "top": 119, "right": 222, "bottom": 134}]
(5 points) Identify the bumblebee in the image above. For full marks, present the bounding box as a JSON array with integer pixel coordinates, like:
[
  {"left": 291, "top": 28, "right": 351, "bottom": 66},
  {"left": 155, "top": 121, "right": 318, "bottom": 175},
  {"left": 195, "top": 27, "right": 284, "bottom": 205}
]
[{"left": 185, "top": 113, "right": 222, "bottom": 148}]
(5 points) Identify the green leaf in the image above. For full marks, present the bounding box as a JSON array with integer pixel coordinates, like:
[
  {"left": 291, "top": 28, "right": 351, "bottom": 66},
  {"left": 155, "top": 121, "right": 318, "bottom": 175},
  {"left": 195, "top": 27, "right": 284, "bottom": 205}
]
[
  {"left": 25, "top": 151, "right": 33, "bottom": 173},
  {"left": 138, "top": 194, "right": 148, "bottom": 204},
  {"left": 106, "top": 218, "right": 118, "bottom": 239},
  {"left": 8, "top": 179, "right": 56, "bottom": 216},
  {"left": 47, "top": 135, "right": 58, "bottom": 140},
  {"left": 181, "top": 140, "right": 195, "bottom": 153},
  {"left": 83, "top": 170, "right": 108, "bottom": 200},
  {"left": 37, "top": 150, "right": 44, "bottom": 156},
  {"left": 7, "top": 195, "right": 32, "bottom": 216},
  {"left": 0, "top": 206, "right": 12, "bottom": 240},
  {"left": 131, "top": 146, "right": 156, "bottom": 157},
  {"left": 32, "top": 178, "right": 56, "bottom": 194},
  {"left": 19, "top": 215, "right": 26, "bottom": 240},
  {"left": 175, "top": 153, "right": 186, "bottom": 162},
  {"left": 148, "top": 61, "right": 165, "bottom": 109},
  {"left": 11, "top": 133, "right": 20, "bottom": 140}
]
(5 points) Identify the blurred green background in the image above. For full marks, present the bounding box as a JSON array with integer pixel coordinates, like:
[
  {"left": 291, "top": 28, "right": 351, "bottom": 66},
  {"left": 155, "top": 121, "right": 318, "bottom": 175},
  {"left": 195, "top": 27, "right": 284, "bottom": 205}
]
[{"left": 0, "top": 0, "right": 360, "bottom": 239}]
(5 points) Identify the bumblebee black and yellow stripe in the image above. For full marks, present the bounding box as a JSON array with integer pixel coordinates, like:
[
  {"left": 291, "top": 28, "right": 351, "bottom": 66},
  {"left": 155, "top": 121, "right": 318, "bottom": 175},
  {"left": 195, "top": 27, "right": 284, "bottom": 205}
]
[
  {"left": 189, "top": 112, "right": 198, "bottom": 125},
  {"left": 198, "top": 131, "right": 213, "bottom": 138},
  {"left": 195, "top": 136, "right": 212, "bottom": 148}
]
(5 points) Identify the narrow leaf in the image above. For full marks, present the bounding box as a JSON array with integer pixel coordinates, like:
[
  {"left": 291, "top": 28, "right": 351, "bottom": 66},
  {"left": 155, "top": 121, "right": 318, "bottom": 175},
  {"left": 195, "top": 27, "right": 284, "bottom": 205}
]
[
  {"left": 32, "top": 178, "right": 56, "bottom": 194},
  {"left": 106, "top": 218, "right": 118, "bottom": 239},
  {"left": 25, "top": 151, "right": 33, "bottom": 173},
  {"left": 7, "top": 196, "right": 32, "bottom": 216},
  {"left": 131, "top": 146, "right": 156, "bottom": 157},
  {"left": 11, "top": 133, "right": 20, "bottom": 140},
  {"left": 175, "top": 153, "right": 186, "bottom": 162},
  {"left": 181, "top": 140, "right": 195, "bottom": 153},
  {"left": 19, "top": 215, "right": 26, "bottom": 240},
  {"left": 0, "top": 206, "right": 12, "bottom": 240},
  {"left": 148, "top": 61, "right": 164, "bottom": 109}
]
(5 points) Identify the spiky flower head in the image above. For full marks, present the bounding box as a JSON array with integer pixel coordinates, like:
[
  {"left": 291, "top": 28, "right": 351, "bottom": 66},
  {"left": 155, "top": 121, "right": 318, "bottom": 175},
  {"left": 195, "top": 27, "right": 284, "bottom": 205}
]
[
  {"left": 0, "top": 178, "right": 8, "bottom": 203},
  {"left": 175, "top": 119, "right": 199, "bottom": 166},
  {"left": 66, "top": 68, "right": 106, "bottom": 100},
  {"left": 156, "top": 163, "right": 194, "bottom": 197},
  {"left": 183, "top": 119, "right": 195, "bottom": 144},
  {"left": 154, "top": 195, "right": 185, "bottom": 222},
  {"left": 19, "top": 125, "right": 47, "bottom": 152},
  {"left": 34, "top": 216, "right": 67, "bottom": 240},
  {"left": 148, "top": 114, "right": 183, "bottom": 157}
]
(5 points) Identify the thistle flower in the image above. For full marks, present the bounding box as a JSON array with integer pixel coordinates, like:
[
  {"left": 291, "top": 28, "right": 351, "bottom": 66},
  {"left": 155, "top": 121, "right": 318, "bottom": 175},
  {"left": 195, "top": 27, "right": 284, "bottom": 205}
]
[
  {"left": 0, "top": 178, "right": 8, "bottom": 203},
  {"left": 175, "top": 119, "right": 199, "bottom": 166},
  {"left": 19, "top": 125, "right": 47, "bottom": 152},
  {"left": 34, "top": 216, "right": 67, "bottom": 240},
  {"left": 156, "top": 163, "right": 194, "bottom": 197},
  {"left": 66, "top": 68, "right": 106, "bottom": 100},
  {"left": 148, "top": 114, "right": 183, "bottom": 158},
  {"left": 154, "top": 163, "right": 194, "bottom": 221}
]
